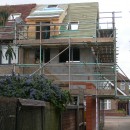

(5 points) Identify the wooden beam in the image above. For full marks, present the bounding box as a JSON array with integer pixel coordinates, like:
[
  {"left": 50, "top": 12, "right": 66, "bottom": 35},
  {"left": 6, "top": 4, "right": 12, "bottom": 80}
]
[{"left": 17, "top": 37, "right": 113, "bottom": 46}]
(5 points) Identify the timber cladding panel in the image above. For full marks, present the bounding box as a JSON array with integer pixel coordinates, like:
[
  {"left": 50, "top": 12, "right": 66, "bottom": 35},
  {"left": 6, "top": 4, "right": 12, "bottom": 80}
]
[
  {"left": 59, "top": 2, "right": 99, "bottom": 38},
  {"left": 26, "top": 21, "right": 36, "bottom": 39},
  {"left": 0, "top": 97, "right": 17, "bottom": 130},
  {"left": 0, "top": 97, "right": 85, "bottom": 130}
]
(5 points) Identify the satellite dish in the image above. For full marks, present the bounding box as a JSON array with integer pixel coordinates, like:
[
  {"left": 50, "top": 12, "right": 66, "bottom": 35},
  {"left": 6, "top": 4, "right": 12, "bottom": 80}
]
[{"left": 15, "top": 17, "right": 25, "bottom": 24}]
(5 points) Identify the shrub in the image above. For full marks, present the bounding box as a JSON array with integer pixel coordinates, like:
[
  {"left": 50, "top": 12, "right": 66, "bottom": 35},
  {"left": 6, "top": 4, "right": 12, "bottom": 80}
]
[{"left": 0, "top": 74, "right": 71, "bottom": 111}]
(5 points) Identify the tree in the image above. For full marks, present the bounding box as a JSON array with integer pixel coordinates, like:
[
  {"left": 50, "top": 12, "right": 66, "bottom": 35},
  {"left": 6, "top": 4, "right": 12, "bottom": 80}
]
[
  {"left": 0, "top": 6, "right": 16, "bottom": 61},
  {"left": 0, "top": 6, "right": 12, "bottom": 26}
]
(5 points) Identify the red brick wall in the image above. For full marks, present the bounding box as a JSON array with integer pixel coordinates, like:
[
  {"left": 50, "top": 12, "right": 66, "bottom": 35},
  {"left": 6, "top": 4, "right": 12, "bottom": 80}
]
[
  {"left": 86, "top": 96, "right": 96, "bottom": 130},
  {"left": 62, "top": 109, "right": 76, "bottom": 130}
]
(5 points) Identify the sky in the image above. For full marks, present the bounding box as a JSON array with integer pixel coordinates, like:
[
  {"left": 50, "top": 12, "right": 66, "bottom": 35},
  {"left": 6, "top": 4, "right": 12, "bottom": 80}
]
[{"left": 1, "top": 0, "right": 130, "bottom": 78}]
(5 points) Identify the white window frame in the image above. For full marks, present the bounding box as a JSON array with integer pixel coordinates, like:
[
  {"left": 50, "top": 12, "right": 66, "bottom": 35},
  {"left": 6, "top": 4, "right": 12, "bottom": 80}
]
[
  {"left": 59, "top": 47, "right": 80, "bottom": 63},
  {"left": 98, "top": 81, "right": 111, "bottom": 90},
  {"left": 8, "top": 13, "right": 21, "bottom": 21},
  {"left": 104, "top": 99, "right": 111, "bottom": 110},
  {"left": 1, "top": 45, "right": 18, "bottom": 64},
  {"left": 68, "top": 22, "right": 79, "bottom": 30},
  {"left": 103, "top": 81, "right": 111, "bottom": 90},
  {"left": 2, "top": 45, "right": 8, "bottom": 64},
  {"left": 120, "top": 82, "right": 125, "bottom": 90},
  {"left": 11, "top": 46, "right": 18, "bottom": 64}
]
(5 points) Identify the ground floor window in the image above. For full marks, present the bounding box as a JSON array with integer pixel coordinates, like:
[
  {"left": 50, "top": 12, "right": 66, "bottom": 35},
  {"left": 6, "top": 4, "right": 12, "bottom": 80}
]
[
  {"left": 35, "top": 48, "right": 50, "bottom": 63},
  {"left": 104, "top": 99, "right": 111, "bottom": 110},
  {"left": 59, "top": 47, "right": 80, "bottom": 63},
  {"left": 100, "top": 99, "right": 111, "bottom": 110},
  {"left": 0, "top": 45, "right": 18, "bottom": 64}
]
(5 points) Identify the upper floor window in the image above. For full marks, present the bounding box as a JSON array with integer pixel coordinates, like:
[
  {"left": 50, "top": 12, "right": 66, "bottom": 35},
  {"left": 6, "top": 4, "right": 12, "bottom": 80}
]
[
  {"left": 120, "top": 82, "right": 125, "bottom": 90},
  {"left": 68, "top": 22, "right": 79, "bottom": 30},
  {"left": 36, "top": 22, "right": 50, "bottom": 39},
  {"left": 8, "top": 13, "right": 21, "bottom": 21},
  {"left": 98, "top": 81, "right": 111, "bottom": 90},
  {"left": 59, "top": 47, "right": 80, "bottom": 63}
]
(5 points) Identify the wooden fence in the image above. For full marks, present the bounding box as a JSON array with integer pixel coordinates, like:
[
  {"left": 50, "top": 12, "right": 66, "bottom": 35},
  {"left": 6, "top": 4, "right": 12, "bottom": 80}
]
[{"left": 0, "top": 97, "right": 85, "bottom": 130}]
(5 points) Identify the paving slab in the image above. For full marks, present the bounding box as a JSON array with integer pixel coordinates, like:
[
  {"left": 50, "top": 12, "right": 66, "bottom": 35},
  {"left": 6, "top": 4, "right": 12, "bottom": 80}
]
[{"left": 104, "top": 116, "right": 130, "bottom": 130}]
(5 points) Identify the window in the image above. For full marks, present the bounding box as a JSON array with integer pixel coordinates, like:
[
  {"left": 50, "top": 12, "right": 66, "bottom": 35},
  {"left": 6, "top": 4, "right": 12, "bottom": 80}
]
[
  {"left": 100, "top": 100, "right": 104, "bottom": 110},
  {"left": 104, "top": 99, "right": 111, "bottom": 110},
  {"left": 59, "top": 47, "right": 80, "bottom": 63},
  {"left": 68, "top": 22, "right": 79, "bottom": 30},
  {"left": 98, "top": 81, "right": 111, "bottom": 90},
  {"left": 8, "top": 13, "right": 21, "bottom": 21},
  {"left": 120, "top": 82, "right": 125, "bottom": 90},
  {"left": 103, "top": 81, "right": 111, "bottom": 89},
  {"left": 36, "top": 22, "right": 50, "bottom": 39},
  {"left": 47, "top": 5, "right": 58, "bottom": 8},
  {"left": 35, "top": 48, "right": 50, "bottom": 63},
  {"left": 44, "top": 48, "right": 50, "bottom": 63},
  {"left": 0, "top": 45, "right": 18, "bottom": 64}
]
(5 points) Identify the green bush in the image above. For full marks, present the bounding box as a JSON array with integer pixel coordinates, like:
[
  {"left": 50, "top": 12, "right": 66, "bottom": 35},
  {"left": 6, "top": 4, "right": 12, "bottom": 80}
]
[{"left": 0, "top": 74, "right": 71, "bottom": 111}]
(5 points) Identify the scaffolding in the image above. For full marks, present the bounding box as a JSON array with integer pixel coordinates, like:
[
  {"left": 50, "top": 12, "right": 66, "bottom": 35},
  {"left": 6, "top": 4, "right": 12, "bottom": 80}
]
[
  {"left": 1, "top": 4, "right": 130, "bottom": 130},
  {"left": 14, "top": 12, "right": 117, "bottom": 97},
  {"left": 0, "top": 10, "right": 128, "bottom": 98}
]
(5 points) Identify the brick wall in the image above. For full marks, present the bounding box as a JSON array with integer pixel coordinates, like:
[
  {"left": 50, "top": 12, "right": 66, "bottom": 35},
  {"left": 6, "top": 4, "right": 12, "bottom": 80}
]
[
  {"left": 61, "top": 106, "right": 84, "bottom": 130},
  {"left": 0, "top": 65, "right": 19, "bottom": 75},
  {"left": 62, "top": 109, "right": 76, "bottom": 130},
  {"left": 86, "top": 96, "right": 96, "bottom": 130}
]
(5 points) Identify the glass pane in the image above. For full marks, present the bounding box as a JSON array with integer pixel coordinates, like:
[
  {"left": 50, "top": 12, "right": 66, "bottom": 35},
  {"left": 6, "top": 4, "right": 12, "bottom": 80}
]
[{"left": 2, "top": 46, "right": 8, "bottom": 64}]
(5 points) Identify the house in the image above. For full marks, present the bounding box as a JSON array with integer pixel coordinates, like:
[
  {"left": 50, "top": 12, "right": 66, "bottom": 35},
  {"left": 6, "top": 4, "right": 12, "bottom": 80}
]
[
  {"left": 104, "top": 72, "right": 130, "bottom": 116},
  {"left": 0, "top": 4, "right": 36, "bottom": 75},
  {"left": 0, "top": 2, "right": 127, "bottom": 130}
]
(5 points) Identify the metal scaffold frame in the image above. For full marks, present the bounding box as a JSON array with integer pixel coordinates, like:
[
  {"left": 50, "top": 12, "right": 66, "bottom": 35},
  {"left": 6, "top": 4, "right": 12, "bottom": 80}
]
[
  {"left": 1, "top": 11, "right": 130, "bottom": 99},
  {"left": 1, "top": 7, "right": 130, "bottom": 130},
  {"left": 15, "top": 12, "right": 116, "bottom": 95},
  {"left": 15, "top": 12, "right": 117, "bottom": 96}
]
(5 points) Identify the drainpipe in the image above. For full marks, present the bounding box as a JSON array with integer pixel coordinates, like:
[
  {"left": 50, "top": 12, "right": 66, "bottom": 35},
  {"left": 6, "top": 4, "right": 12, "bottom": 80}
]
[
  {"left": 13, "top": 20, "right": 17, "bottom": 73},
  {"left": 39, "top": 22, "right": 42, "bottom": 75},
  {"left": 96, "top": 90, "right": 99, "bottom": 130}
]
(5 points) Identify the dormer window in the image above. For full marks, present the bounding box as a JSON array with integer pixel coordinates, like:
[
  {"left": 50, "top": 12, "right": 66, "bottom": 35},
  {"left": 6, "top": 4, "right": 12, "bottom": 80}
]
[
  {"left": 8, "top": 13, "right": 21, "bottom": 21},
  {"left": 47, "top": 5, "right": 58, "bottom": 8},
  {"left": 68, "top": 22, "right": 79, "bottom": 30}
]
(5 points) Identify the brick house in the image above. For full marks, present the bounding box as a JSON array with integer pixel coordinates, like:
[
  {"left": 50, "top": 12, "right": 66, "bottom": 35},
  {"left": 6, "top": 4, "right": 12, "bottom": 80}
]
[
  {"left": 0, "top": 2, "right": 125, "bottom": 130},
  {"left": 104, "top": 72, "right": 130, "bottom": 116}
]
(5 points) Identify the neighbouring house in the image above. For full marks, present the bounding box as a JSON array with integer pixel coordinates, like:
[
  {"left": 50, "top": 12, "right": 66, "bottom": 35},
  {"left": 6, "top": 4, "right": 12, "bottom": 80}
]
[
  {"left": 0, "top": 4, "right": 36, "bottom": 75},
  {"left": 0, "top": 2, "right": 128, "bottom": 130},
  {"left": 104, "top": 72, "right": 130, "bottom": 116}
]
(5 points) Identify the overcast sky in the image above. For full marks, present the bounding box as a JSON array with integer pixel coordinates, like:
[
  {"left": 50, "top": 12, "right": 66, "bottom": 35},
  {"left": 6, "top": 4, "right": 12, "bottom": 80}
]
[{"left": 1, "top": 0, "right": 130, "bottom": 78}]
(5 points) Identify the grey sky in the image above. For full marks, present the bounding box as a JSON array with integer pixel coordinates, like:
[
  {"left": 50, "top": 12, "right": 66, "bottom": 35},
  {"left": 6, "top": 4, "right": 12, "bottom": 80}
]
[{"left": 1, "top": 0, "right": 130, "bottom": 77}]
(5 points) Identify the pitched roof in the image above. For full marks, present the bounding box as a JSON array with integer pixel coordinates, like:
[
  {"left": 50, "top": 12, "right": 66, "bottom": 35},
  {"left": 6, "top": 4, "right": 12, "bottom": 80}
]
[
  {"left": 117, "top": 72, "right": 130, "bottom": 82},
  {"left": 0, "top": 4, "right": 36, "bottom": 22},
  {"left": 27, "top": 4, "right": 68, "bottom": 18},
  {"left": 0, "top": 4, "right": 36, "bottom": 40}
]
